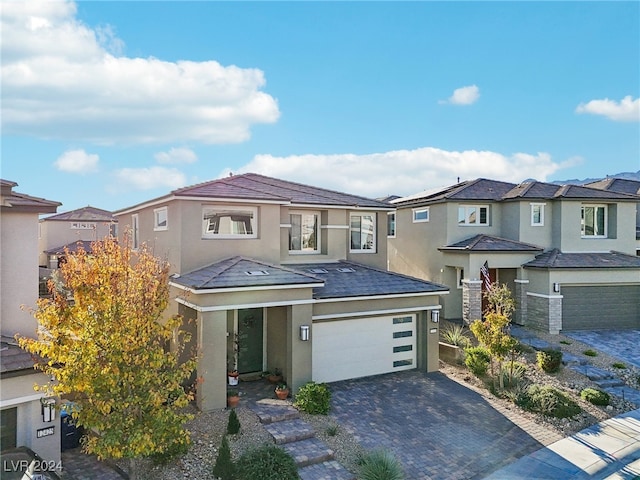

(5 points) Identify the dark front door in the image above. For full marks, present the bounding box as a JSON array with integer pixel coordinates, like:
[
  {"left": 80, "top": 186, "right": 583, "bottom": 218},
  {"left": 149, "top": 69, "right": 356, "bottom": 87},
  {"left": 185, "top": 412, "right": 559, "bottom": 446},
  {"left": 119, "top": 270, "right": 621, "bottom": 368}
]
[{"left": 237, "top": 308, "right": 264, "bottom": 374}]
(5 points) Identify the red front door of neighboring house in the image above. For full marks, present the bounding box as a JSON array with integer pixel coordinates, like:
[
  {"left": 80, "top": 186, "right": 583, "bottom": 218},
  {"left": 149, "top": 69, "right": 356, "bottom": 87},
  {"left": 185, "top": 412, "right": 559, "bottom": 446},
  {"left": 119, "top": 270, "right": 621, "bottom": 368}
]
[{"left": 481, "top": 268, "right": 497, "bottom": 315}]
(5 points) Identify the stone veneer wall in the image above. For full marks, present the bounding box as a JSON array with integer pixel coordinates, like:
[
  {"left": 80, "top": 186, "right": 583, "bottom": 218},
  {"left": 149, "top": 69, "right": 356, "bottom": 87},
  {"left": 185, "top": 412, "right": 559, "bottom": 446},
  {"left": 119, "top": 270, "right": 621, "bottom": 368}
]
[
  {"left": 513, "top": 280, "right": 529, "bottom": 326},
  {"left": 526, "top": 294, "right": 562, "bottom": 334},
  {"left": 462, "top": 280, "right": 482, "bottom": 325}
]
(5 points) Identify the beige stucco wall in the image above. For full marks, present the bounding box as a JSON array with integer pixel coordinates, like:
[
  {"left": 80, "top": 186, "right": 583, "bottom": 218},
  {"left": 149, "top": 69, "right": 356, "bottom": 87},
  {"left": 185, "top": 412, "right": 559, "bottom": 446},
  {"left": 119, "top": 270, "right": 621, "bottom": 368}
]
[
  {"left": 1, "top": 372, "right": 61, "bottom": 464},
  {"left": 1, "top": 212, "right": 39, "bottom": 337}
]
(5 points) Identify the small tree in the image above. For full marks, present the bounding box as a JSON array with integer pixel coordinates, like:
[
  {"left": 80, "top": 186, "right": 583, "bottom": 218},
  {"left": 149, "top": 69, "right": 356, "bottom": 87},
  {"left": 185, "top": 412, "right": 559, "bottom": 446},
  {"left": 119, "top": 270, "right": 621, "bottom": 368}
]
[
  {"left": 213, "top": 435, "right": 236, "bottom": 480},
  {"left": 18, "top": 235, "right": 196, "bottom": 479},
  {"left": 483, "top": 283, "right": 516, "bottom": 319},
  {"left": 227, "top": 408, "right": 241, "bottom": 435}
]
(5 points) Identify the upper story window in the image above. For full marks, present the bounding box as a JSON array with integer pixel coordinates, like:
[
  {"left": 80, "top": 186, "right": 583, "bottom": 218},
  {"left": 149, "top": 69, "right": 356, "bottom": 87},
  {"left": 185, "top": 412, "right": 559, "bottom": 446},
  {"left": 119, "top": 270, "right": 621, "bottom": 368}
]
[
  {"left": 458, "top": 205, "right": 489, "bottom": 226},
  {"left": 154, "top": 207, "right": 168, "bottom": 231},
  {"left": 289, "top": 211, "right": 319, "bottom": 253},
  {"left": 530, "top": 203, "right": 545, "bottom": 226},
  {"left": 71, "top": 222, "right": 96, "bottom": 229},
  {"left": 132, "top": 214, "right": 139, "bottom": 249},
  {"left": 387, "top": 212, "right": 396, "bottom": 237},
  {"left": 350, "top": 212, "right": 376, "bottom": 252},
  {"left": 413, "top": 208, "right": 429, "bottom": 223},
  {"left": 581, "top": 204, "right": 607, "bottom": 237},
  {"left": 203, "top": 206, "right": 257, "bottom": 238}
]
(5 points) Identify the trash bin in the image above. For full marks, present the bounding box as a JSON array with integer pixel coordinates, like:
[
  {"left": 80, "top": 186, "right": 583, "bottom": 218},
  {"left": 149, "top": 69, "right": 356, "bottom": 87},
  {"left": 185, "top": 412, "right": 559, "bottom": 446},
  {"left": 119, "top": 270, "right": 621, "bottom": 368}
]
[{"left": 60, "top": 409, "right": 82, "bottom": 451}]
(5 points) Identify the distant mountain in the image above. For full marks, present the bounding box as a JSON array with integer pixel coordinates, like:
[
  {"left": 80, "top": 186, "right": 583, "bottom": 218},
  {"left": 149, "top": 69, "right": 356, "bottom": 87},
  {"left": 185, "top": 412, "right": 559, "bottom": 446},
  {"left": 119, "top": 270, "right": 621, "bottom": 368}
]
[{"left": 552, "top": 170, "right": 640, "bottom": 185}]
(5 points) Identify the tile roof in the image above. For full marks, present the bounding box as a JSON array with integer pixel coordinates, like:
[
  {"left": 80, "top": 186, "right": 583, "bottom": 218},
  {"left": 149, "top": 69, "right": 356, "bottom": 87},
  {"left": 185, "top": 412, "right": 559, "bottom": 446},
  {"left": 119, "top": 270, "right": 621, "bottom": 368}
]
[
  {"left": 504, "top": 181, "right": 640, "bottom": 201},
  {"left": 0, "top": 179, "right": 61, "bottom": 213},
  {"left": 439, "top": 234, "right": 543, "bottom": 252},
  {"left": 0, "top": 336, "right": 37, "bottom": 375},
  {"left": 524, "top": 249, "right": 640, "bottom": 269},
  {"left": 172, "top": 173, "right": 391, "bottom": 208},
  {"left": 45, "top": 240, "right": 94, "bottom": 255},
  {"left": 171, "top": 257, "right": 324, "bottom": 290},
  {"left": 585, "top": 178, "right": 640, "bottom": 195},
  {"left": 42, "top": 206, "right": 116, "bottom": 222},
  {"left": 293, "top": 261, "right": 449, "bottom": 299},
  {"left": 171, "top": 257, "right": 449, "bottom": 299},
  {"left": 393, "top": 179, "right": 519, "bottom": 206}
]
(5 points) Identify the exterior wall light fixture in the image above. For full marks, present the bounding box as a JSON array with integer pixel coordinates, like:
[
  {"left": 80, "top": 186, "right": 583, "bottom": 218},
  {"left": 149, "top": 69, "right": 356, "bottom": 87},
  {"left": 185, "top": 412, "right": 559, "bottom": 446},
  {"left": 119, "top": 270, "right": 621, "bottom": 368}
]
[
  {"left": 41, "top": 397, "right": 56, "bottom": 423},
  {"left": 299, "top": 325, "right": 310, "bottom": 341},
  {"left": 431, "top": 310, "right": 440, "bottom": 323},
  {"left": 553, "top": 282, "right": 560, "bottom": 293}
]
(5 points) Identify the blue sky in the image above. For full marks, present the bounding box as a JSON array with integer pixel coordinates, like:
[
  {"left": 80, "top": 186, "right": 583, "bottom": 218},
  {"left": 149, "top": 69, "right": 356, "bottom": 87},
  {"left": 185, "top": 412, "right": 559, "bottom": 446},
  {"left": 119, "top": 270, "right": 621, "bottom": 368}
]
[{"left": 2, "top": 1, "right": 639, "bottom": 212}]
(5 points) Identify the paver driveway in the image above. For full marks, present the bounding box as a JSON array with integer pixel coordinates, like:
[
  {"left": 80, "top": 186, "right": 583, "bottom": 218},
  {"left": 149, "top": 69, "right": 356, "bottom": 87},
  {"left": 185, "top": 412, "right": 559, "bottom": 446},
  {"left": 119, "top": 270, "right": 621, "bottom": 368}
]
[
  {"left": 329, "top": 370, "right": 545, "bottom": 480},
  {"left": 565, "top": 330, "right": 640, "bottom": 369}
]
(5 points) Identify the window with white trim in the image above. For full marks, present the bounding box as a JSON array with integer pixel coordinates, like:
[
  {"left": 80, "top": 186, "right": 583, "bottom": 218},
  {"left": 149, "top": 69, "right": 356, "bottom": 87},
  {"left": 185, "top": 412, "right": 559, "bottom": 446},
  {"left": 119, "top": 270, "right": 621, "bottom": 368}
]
[
  {"left": 202, "top": 206, "right": 257, "bottom": 238},
  {"left": 132, "top": 214, "right": 139, "bottom": 249},
  {"left": 350, "top": 213, "right": 376, "bottom": 252},
  {"left": 581, "top": 204, "right": 607, "bottom": 237},
  {"left": 530, "top": 203, "right": 545, "bottom": 226},
  {"left": 154, "top": 207, "right": 168, "bottom": 231},
  {"left": 458, "top": 205, "right": 489, "bottom": 226},
  {"left": 387, "top": 212, "right": 396, "bottom": 237},
  {"left": 71, "top": 222, "right": 96, "bottom": 230},
  {"left": 289, "top": 211, "right": 319, "bottom": 253},
  {"left": 413, "top": 207, "right": 429, "bottom": 223}
]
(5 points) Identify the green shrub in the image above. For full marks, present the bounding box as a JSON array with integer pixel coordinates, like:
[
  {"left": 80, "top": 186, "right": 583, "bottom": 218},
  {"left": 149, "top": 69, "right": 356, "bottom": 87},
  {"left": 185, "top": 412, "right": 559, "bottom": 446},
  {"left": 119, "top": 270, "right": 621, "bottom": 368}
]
[
  {"left": 519, "top": 384, "right": 581, "bottom": 418},
  {"left": 294, "top": 382, "right": 331, "bottom": 415},
  {"left": 583, "top": 349, "right": 598, "bottom": 357},
  {"left": 464, "top": 346, "right": 491, "bottom": 377},
  {"left": 227, "top": 408, "right": 241, "bottom": 435},
  {"left": 612, "top": 362, "right": 627, "bottom": 369},
  {"left": 580, "top": 388, "right": 610, "bottom": 406},
  {"left": 559, "top": 340, "right": 572, "bottom": 345},
  {"left": 151, "top": 438, "right": 189, "bottom": 465},
  {"left": 536, "top": 348, "right": 563, "bottom": 373},
  {"left": 213, "top": 435, "right": 236, "bottom": 480},
  {"left": 357, "top": 450, "right": 404, "bottom": 480},
  {"left": 500, "top": 361, "right": 527, "bottom": 388},
  {"left": 325, "top": 424, "right": 339, "bottom": 436},
  {"left": 236, "top": 444, "right": 299, "bottom": 480},
  {"left": 440, "top": 323, "right": 471, "bottom": 348}
]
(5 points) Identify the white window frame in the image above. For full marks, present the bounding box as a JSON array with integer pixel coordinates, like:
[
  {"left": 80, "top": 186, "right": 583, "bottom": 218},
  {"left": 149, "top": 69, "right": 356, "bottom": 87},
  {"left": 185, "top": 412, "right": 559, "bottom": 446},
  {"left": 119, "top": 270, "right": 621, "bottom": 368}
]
[
  {"left": 530, "top": 203, "right": 545, "bottom": 227},
  {"left": 202, "top": 205, "right": 258, "bottom": 239},
  {"left": 581, "top": 204, "right": 607, "bottom": 238},
  {"left": 458, "top": 205, "right": 489, "bottom": 226},
  {"left": 131, "top": 214, "right": 139, "bottom": 250},
  {"left": 387, "top": 212, "right": 396, "bottom": 238},
  {"left": 289, "top": 210, "right": 320, "bottom": 254},
  {"left": 349, "top": 212, "right": 376, "bottom": 253},
  {"left": 412, "top": 207, "right": 429, "bottom": 223},
  {"left": 154, "top": 207, "right": 168, "bottom": 231}
]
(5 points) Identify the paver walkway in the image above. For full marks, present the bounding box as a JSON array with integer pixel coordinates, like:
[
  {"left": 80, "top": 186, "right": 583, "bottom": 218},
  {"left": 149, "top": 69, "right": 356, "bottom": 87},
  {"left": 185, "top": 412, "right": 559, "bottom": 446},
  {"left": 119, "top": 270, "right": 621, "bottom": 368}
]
[
  {"left": 329, "top": 370, "right": 547, "bottom": 480},
  {"left": 566, "top": 330, "right": 640, "bottom": 369},
  {"left": 61, "top": 448, "right": 127, "bottom": 479}
]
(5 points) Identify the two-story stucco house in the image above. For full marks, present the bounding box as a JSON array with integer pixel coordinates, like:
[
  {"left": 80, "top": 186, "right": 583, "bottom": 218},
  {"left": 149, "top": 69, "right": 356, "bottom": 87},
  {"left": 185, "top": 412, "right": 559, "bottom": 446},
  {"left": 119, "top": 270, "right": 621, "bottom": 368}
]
[
  {"left": 114, "top": 173, "right": 448, "bottom": 411},
  {"left": 1, "top": 179, "right": 62, "bottom": 463},
  {"left": 388, "top": 178, "right": 640, "bottom": 334},
  {"left": 38, "top": 206, "right": 117, "bottom": 269}
]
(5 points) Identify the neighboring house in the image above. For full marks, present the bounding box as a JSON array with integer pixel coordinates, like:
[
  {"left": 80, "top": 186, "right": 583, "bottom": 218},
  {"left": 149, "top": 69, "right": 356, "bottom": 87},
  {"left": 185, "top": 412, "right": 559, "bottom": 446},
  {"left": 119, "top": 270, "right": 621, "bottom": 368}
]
[
  {"left": 1, "top": 179, "right": 62, "bottom": 463},
  {"left": 388, "top": 178, "right": 640, "bottom": 334},
  {"left": 114, "top": 173, "right": 448, "bottom": 411},
  {"left": 585, "top": 178, "right": 640, "bottom": 256},
  {"left": 38, "top": 206, "right": 117, "bottom": 269}
]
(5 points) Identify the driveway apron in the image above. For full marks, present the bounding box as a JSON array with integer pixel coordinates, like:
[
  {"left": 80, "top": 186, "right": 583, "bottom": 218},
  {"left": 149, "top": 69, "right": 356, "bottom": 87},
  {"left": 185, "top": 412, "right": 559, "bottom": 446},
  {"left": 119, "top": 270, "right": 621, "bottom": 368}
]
[{"left": 329, "top": 370, "right": 544, "bottom": 480}]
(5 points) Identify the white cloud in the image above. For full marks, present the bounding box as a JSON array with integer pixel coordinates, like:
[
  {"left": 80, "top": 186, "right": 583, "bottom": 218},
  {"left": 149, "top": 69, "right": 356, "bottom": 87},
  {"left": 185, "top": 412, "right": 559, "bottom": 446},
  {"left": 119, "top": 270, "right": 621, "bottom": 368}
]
[
  {"left": 154, "top": 147, "right": 198, "bottom": 165},
  {"left": 228, "top": 147, "right": 572, "bottom": 198},
  {"left": 0, "top": 1, "right": 280, "bottom": 144},
  {"left": 576, "top": 95, "right": 639, "bottom": 122},
  {"left": 54, "top": 149, "right": 99, "bottom": 174},
  {"left": 442, "top": 85, "right": 480, "bottom": 105},
  {"left": 113, "top": 166, "right": 187, "bottom": 191}
]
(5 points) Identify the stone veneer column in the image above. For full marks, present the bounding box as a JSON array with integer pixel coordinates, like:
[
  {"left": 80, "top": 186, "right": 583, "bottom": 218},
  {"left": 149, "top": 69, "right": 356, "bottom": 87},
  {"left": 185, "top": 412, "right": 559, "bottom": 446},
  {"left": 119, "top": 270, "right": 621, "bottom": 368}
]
[
  {"left": 548, "top": 295, "right": 563, "bottom": 334},
  {"left": 462, "top": 280, "right": 483, "bottom": 325},
  {"left": 514, "top": 279, "right": 529, "bottom": 326}
]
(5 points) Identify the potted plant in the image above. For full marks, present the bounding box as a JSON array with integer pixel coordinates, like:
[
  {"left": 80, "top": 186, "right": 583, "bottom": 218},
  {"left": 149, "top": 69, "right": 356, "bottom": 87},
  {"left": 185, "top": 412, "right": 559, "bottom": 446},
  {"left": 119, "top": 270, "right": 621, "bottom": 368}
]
[
  {"left": 267, "top": 368, "right": 283, "bottom": 384},
  {"left": 227, "top": 369, "right": 239, "bottom": 386},
  {"left": 227, "top": 389, "right": 240, "bottom": 408},
  {"left": 274, "top": 383, "right": 289, "bottom": 400}
]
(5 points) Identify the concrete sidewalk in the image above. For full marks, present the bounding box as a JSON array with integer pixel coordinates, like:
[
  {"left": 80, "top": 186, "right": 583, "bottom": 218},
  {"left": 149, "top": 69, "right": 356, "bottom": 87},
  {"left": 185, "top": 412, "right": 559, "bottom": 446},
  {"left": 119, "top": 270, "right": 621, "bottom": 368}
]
[{"left": 484, "top": 409, "right": 640, "bottom": 480}]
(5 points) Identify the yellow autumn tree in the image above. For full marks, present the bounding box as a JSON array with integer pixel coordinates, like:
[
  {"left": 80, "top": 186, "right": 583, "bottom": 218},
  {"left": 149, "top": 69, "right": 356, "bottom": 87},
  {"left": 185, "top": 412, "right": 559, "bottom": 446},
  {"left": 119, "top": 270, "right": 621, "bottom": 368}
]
[{"left": 18, "top": 234, "right": 196, "bottom": 479}]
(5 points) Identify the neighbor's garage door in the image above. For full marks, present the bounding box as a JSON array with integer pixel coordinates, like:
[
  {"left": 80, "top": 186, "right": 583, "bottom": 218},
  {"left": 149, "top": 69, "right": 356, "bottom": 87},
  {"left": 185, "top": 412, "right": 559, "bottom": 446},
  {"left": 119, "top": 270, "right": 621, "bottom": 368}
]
[
  {"left": 312, "top": 314, "right": 416, "bottom": 383},
  {"left": 562, "top": 285, "right": 640, "bottom": 331}
]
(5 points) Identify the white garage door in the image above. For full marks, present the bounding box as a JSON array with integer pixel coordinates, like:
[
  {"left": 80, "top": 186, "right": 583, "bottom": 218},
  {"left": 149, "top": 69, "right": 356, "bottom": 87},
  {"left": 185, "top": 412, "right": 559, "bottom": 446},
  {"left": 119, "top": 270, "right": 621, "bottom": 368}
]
[{"left": 312, "top": 314, "right": 416, "bottom": 383}]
